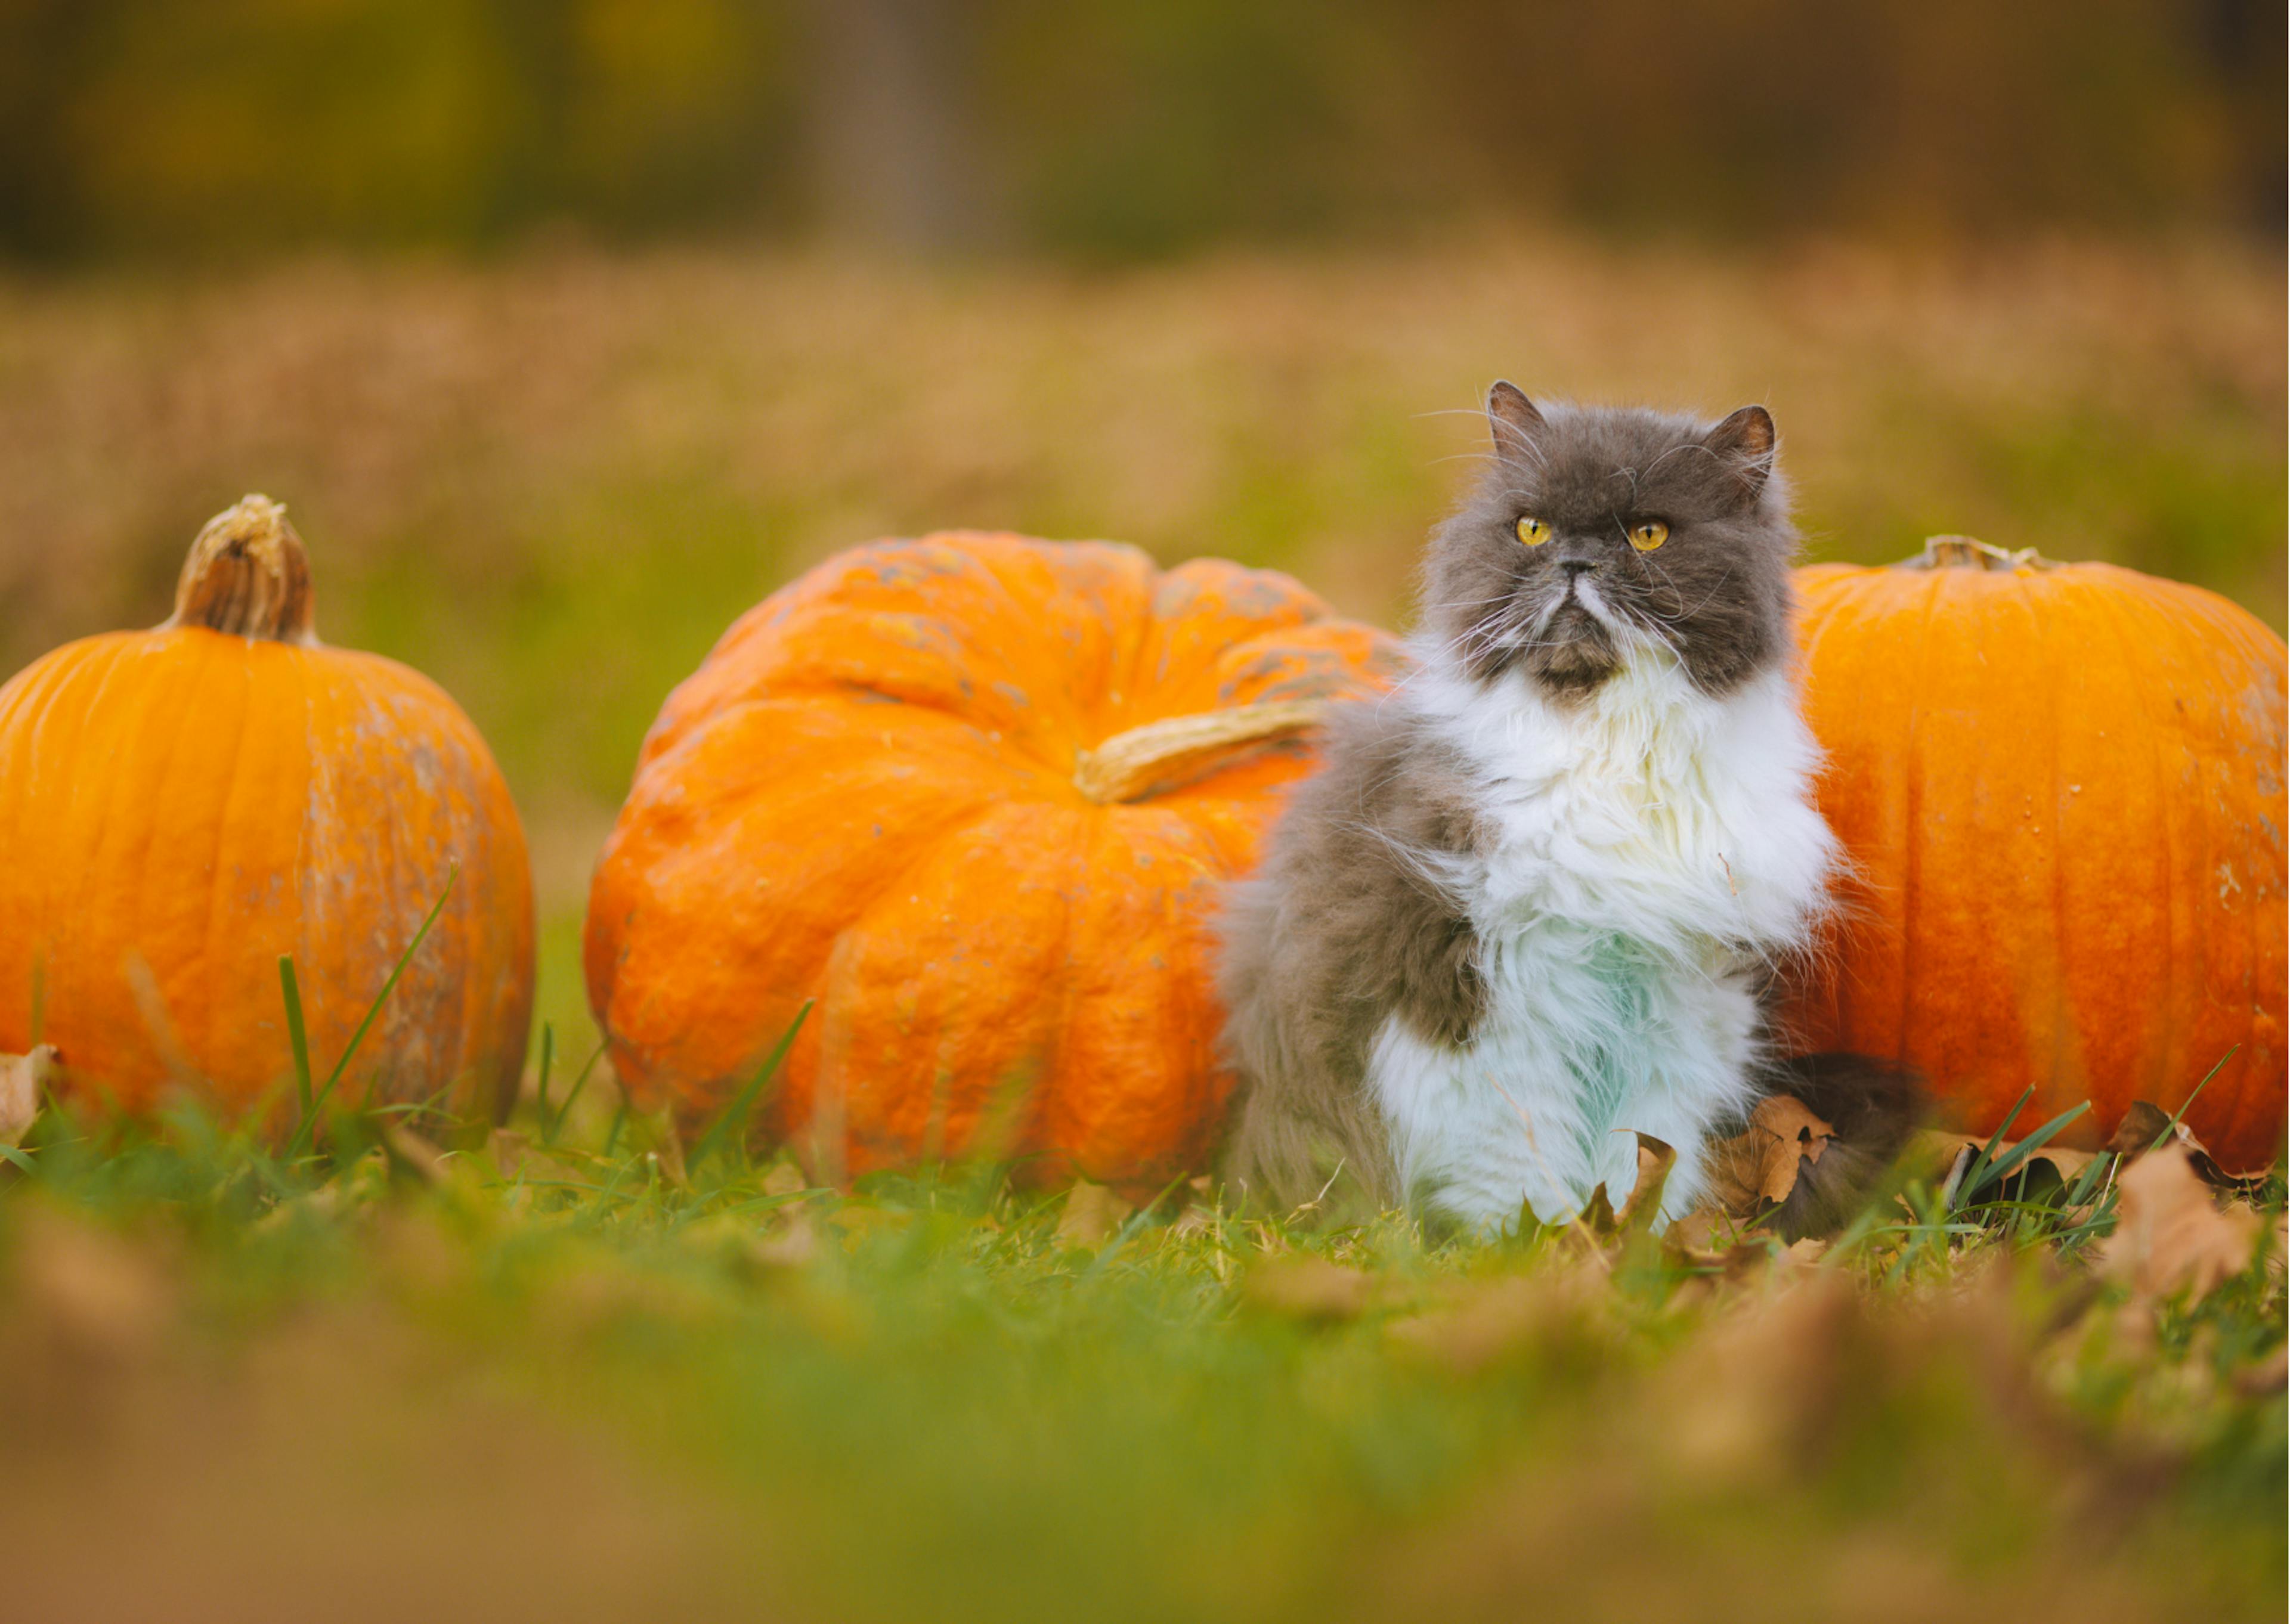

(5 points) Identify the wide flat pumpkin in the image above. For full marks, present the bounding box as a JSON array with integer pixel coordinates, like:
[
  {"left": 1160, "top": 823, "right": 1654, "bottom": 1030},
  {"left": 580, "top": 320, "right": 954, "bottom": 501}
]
[
  {"left": 1784, "top": 537, "right": 2287, "bottom": 1169},
  {"left": 585, "top": 532, "right": 1402, "bottom": 1188}
]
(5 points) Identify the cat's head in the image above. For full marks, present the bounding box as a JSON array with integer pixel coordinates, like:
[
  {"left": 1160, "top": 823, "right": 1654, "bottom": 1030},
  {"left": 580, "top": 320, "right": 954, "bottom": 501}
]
[{"left": 1422, "top": 384, "right": 1797, "bottom": 698}]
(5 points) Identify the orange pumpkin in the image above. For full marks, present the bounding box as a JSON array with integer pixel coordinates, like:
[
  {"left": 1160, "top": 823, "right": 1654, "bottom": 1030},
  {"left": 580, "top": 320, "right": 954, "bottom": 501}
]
[
  {"left": 584, "top": 532, "right": 1401, "bottom": 1188},
  {"left": 0, "top": 496, "right": 535, "bottom": 1124},
  {"left": 1784, "top": 537, "right": 2287, "bottom": 1169}
]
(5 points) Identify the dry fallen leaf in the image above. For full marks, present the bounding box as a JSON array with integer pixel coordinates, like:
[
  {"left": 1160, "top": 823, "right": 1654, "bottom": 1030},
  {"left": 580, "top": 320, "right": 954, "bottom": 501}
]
[
  {"left": 1588, "top": 1134, "right": 1676, "bottom": 1235},
  {"left": 2098, "top": 1101, "right": 2270, "bottom": 1194},
  {"left": 0, "top": 1045, "right": 58, "bottom": 1146},
  {"left": 1054, "top": 1181, "right": 1134, "bottom": 1248},
  {"left": 2103, "top": 1101, "right": 2176, "bottom": 1158},
  {"left": 1706, "top": 1095, "right": 1836, "bottom": 1216},
  {"left": 1909, "top": 1127, "right": 2106, "bottom": 1201},
  {"left": 2099, "top": 1146, "right": 2264, "bottom": 1303}
]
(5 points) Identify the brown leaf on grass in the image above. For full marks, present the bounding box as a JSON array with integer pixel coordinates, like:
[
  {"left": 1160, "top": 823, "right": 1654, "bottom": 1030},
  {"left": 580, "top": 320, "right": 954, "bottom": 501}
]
[
  {"left": 1583, "top": 1134, "right": 1676, "bottom": 1236},
  {"left": 1908, "top": 1127, "right": 2105, "bottom": 1200},
  {"left": 2099, "top": 1146, "right": 2264, "bottom": 1303},
  {"left": 1053, "top": 1181, "right": 1133, "bottom": 1249},
  {"left": 1241, "top": 1256, "right": 1377, "bottom": 1323},
  {"left": 1706, "top": 1095, "right": 1835, "bottom": 1217},
  {"left": 2103, "top": 1101, "right": 2175, "bottom": 1158},
  {"left": 1663, "top": 1210, "right": 1827, "bottom": 1291},
  {"left": 2099, "top": 1101, "right": 2273, "bottom": 1195},
  {"left": 0, "top": 1045, "right": 57, "bottom": 1146}
]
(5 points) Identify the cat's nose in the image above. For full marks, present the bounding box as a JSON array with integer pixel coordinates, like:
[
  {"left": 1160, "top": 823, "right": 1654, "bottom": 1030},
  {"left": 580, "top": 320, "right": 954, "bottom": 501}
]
[{"left": 1559, "top": 557, "right": 1598, "bottom": 578}]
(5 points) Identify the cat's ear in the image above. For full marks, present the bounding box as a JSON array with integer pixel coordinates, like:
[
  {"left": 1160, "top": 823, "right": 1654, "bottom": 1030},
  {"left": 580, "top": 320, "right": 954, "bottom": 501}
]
[
  {"left": 1705, "top": 405, "right": 1777, "bottom": 504},
  {"left": 1486, "top": 381, "right": 1546, "bottom": 459}
]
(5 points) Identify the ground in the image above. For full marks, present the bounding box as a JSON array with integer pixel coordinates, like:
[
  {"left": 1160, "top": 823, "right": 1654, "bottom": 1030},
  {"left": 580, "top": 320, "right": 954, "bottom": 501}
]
[{"left": 0, "top": 1082, "right": 2280, "bottom": 1623}]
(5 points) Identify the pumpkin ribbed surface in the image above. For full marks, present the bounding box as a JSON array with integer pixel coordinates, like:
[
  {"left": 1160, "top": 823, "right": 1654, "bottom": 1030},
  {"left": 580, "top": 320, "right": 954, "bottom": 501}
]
[
  {"left": 584, "top": 531, "right": 1401, "bottom": 1187},
  {"left": 0, "top": 497, "right": 535, "bottom": 1123},
  {"left": 1784, "top": 540, "right": 2287, "bottom": 1168}
]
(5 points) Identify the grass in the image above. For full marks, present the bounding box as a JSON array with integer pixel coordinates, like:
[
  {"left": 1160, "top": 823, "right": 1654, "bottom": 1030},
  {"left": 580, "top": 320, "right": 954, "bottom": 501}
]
[{"left": 0, "top": 1049, "right": 2280, "bottom": 1622}]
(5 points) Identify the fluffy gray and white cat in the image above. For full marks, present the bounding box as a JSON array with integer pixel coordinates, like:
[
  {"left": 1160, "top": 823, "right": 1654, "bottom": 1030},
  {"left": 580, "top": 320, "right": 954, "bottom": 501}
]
[{"left": 1217, "top": 383, "right": 1913, "bottom": 1232}]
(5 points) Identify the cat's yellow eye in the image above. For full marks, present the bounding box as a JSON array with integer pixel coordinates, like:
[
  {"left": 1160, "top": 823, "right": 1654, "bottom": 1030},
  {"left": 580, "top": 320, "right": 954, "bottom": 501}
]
[
  {"left": 1629, "top": 520, "right": 1670, "bottom": 552},
  {"left": 1515, "top": 516, "right": 1550, "bottom": 547}
]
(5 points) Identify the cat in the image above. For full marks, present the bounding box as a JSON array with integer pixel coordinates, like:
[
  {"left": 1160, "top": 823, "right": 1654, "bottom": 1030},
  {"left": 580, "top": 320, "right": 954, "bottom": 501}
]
[{"left": 1215, "top": 383, "right": 1914, "bottom": 1234}]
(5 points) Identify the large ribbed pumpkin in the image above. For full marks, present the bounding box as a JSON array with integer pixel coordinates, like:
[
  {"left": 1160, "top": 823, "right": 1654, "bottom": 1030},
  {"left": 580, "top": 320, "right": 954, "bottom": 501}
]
[
  {"left": 1784, "top": 537, "right": 2287, "bottom": 1169},
  {"left": 585, "top": 532, "right": 1401, "bottom": 1188},
  {"left": 0, "top": 497, "right": 535, "bottom": 1124}
]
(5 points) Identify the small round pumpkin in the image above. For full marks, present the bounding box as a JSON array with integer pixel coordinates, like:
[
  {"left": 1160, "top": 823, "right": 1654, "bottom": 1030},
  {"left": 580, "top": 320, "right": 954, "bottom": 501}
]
[
  {"left": 585, "top": 531, "right": 1401, "bottom": 1188},
  {"left": 1784, "top": 537, "right": 2288, "bottom": 1168},
  {"left": 0, "top": 496, "right": 536, "bottom": 1124}
]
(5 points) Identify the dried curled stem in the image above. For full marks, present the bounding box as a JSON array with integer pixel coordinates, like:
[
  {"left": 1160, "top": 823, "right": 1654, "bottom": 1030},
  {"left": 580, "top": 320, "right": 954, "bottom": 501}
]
[
  {"left": 1072, "top": 699, "right": 1327, "bottom": 804},
  {"left": 164, "top": 494, "right": 318, "bottom": 644},
  {"left": 1899, "top": 534, "right": 2055, "bottom": 573}
]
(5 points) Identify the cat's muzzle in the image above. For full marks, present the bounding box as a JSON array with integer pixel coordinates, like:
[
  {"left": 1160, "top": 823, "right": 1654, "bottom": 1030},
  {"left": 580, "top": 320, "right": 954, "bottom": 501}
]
[{"left": 1523, "top": 588, "right": 1623, "bottom": 692}]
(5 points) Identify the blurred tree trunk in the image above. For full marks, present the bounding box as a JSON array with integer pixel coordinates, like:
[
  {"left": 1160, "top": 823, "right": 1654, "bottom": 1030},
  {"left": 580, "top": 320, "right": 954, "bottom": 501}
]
[
  {"left": 0, "top": 0, "right": 101, "bottom": 256},
  {"left": 805, "top": 0, "right": 994, "bottom": 251}
]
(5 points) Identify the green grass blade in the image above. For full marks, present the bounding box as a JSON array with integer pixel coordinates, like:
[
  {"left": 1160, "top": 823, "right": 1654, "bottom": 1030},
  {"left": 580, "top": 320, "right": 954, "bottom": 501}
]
[
  {"left": 1952, "top": 1084, "right": 2037, "bottom": 1206},
  {"left": 534, "top": 1021, "right": 555, "bottom": 1135},
  {"left": 2062, "top": 1149, "right": 2115, "bottom": 1208},
  {"left": 689, "top": 1000, "right": 813, "bottom": 1176},
  {"left": 278, "top": 956, "right": 315, "bottom": 1123},
  {"left": 544, "top": 1038, "right": 609, "bottom": 1148},
  {"left": 1967, "top": 1101, "right": 2091, "bottom": 1198},
  {"left": 1079, "top": 1176, "right": 1190, "bottom": 1282},
  {"left": 286, "top": 866, "right": 457, "bottom": 1163},
  {"left": 2154, "top": 1045, "right": 2238, "bottom": 1148}
]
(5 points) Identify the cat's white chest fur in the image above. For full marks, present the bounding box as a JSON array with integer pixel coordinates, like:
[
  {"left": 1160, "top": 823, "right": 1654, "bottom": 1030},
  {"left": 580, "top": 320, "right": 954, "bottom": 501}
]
[{"left": 1368, "top": 642, "right": 1836, "bottom": 1228}]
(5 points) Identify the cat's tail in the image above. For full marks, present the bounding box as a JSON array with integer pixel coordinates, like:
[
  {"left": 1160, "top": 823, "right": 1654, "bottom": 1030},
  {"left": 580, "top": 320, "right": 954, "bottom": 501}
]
[{"left": 1756, "top": 1052, "right": 1925, "bottom": 1239}]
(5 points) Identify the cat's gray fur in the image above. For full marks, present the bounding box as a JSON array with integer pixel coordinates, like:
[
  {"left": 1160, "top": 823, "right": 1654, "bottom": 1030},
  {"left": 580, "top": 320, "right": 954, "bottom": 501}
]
[{"left": 1216, "top": 385, "right": 1917, "bottom": 1229}]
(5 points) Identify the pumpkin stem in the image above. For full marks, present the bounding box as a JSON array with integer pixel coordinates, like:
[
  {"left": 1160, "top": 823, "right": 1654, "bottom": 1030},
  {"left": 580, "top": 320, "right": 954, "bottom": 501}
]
[
  {"left": 1901, "top": 534, "right": 2055, "bottom": 572},
  {"left": 165, "top": 494, "right": 318, "bottom": 644},
  {"left": 1073, "top": 699, "right": 1327, "bottom": 804}
]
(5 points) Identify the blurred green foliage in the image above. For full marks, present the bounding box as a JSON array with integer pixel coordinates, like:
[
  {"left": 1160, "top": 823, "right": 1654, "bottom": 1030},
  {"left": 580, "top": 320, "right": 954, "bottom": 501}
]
[{"left": 0, "top": 0, "right": 2280, "bottom": 259}]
